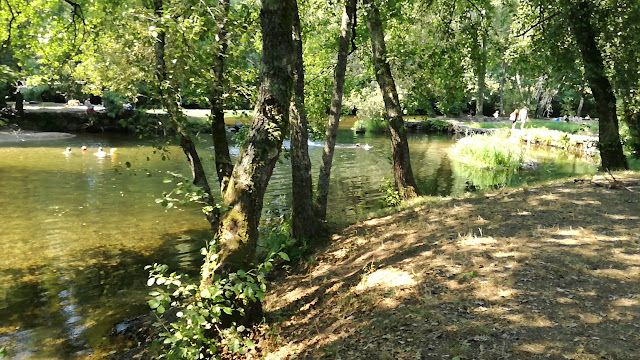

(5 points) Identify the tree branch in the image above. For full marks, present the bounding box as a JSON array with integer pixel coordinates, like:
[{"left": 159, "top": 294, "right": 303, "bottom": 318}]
[
  {"left": 1, "top": 0, "right": 18, "bottom": 56},
  {"left": 512, "top": 11, "right": 560, "bottom": 38},
  {"left": 349, "top": 4, "right": 357, "bottom": 55}
]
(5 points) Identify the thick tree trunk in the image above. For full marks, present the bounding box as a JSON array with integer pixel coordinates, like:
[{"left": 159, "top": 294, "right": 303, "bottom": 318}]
[
  {"left": 315, "top": 0, "right": 357, "bottom": 221},
  {"left": 289, "top": 0, "right": 316, "bottom": 240},
  {"left": 210, "top": 0, "right": 233, "bottom": 190},
  {"left": 364, "top": 0, "right": 418, "bottom": 197},
  {"left": 566, "top": 0, "right": 628, "bottom": 170},
  {"left": 200, "top": 0, "right": 294, "bottom": 291},
  {"left": 153, "top": 0, "right": 218, "bottom": 228}
]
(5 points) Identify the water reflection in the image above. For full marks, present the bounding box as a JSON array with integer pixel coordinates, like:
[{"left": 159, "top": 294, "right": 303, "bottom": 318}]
[{"left": 0, "top": 131, "right": 596, "bottom": 359}]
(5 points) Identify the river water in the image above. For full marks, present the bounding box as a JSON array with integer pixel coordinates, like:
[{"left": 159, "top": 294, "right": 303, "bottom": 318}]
[{"left": 0, "top": 130, "right": 596, "bottom": 359}]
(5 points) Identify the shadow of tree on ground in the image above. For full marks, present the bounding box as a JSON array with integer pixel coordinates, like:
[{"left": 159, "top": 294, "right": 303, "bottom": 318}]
[{"left": 264, "top": 175, "right": 640, "bottom": 360}]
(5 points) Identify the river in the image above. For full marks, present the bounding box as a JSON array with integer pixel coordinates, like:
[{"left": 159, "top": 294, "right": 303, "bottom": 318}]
[{"left": 0, "top": 130, "right": 596, "bottom": 359}]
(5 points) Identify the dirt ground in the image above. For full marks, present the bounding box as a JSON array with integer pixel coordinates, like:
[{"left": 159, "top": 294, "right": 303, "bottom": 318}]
[{"left": 260, "top": 173, "right": 640, "bottom": 360}]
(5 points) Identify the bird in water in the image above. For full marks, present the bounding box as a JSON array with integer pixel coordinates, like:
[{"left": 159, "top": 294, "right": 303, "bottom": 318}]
[
  {"left": 81, "top": 145, "right": 87, "bottom": 152},
  {"left": 62, "top": 147, "right": 72, "bottom": 155},
  {"left": 362, "top": 144, "right": 372, "bottom": 150},
  {"left": 94, "top": 147, "right": 107, "bottom": 158}
]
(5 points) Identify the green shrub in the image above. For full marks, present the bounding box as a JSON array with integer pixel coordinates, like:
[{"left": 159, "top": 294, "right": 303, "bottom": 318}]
[
  {"left": 146, "top": 250, "right": 289, "bottom": 360},
  {"left": 353, "top": 117, "right": 389, "bottom": 134},
  {"left": 451, "top": 132, "right": 524, "bottom": 169},
  {"left": 419, "top": 119, "right": 450, "bottom": 132},
  {"left": 102, "top": 91, "right": 127, "bottom": 118},
  {"left": 379, "top": 180, "right": 405, "bottom": 207}
]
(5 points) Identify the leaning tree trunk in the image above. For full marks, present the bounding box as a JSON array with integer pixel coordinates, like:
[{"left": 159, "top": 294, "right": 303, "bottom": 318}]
[
  {"left": 210, "top": 0, "right": 233, "bottom": 189},
  {"left": 153, "top": 0, "right": 218, "bottom": 228},
  {"left": 289, "top": 0, "right": 316, "bottom": 240},
  {"left": 200, "top": 0, "right": 294, "bottom": 296},
  {"left": 364, "top": 0, "right": 418, "bottom": 198},
  {"left": 566, "top": 0, "right": 628, "bottom": 170},
  {"left": 315, "top": 0, "right": 357, "bottom": 221}
]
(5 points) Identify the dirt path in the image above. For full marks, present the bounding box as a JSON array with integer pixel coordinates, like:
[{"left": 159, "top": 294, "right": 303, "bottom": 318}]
[{"left": 262, "top": 173, "right": 640, "bottom": 360}]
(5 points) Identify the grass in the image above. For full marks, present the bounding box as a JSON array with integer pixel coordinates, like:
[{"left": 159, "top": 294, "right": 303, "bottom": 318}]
[
  {"left": 352, "top": 117, "right": 389, "bottom": 134},
  {"left": 450, "top": 132, "right": 525, "bottom": 169},
  {"left": 469, "top": 120, "right": 598, "bottom": 136}
]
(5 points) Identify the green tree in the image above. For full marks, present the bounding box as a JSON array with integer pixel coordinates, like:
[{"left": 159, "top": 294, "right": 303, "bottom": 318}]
[
  {"left": 364, "top": 0, "right": 417, "bottom": 197},
  {"left": 199, "top": 0, "right": 295, "bottom": 323},
  {"left": 315, "top": 0, "right": 357, "bottom": 221}
]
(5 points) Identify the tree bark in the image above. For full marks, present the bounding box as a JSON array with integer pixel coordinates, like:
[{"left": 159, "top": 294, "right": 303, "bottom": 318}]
[
  {"left": 289, "top": 0, "right": 316, "bottom": 239},
  {"left": 475, "top": 28, "right": 487, "bottom": 118},
  {"left": 210, "top": 0, "right": 233, "bottom": 190},
  {"left": 15, "top": 91, "right": 24, "bottom": 116},
  {"left": 153, "top": 0, "right": 218, "bottom": 228},
  {"left": 499, "top": 62, "right": 508, "bottom": 116},
  {"left": 566, "top": 0, "right": 628, "bottom": 170},
  {"left": 364, "top": 0, "right": 418, "bottom": 197},
  {"left": 201, "top": 0, "right": 294, "bottom": 290},
  {"left": 315, "top": 0, "right": 357, "bottom": 221},
  {"left": 577, "top": 95, "right": 584, "bottom": 117}
]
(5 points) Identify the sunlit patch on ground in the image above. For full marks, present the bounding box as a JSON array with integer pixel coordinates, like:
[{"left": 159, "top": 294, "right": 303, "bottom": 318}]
[
  {"left": 263, "top": 174, "right": 640, "bottom": 360},
  {"left": 355, "top": 267, "right": 416, "bottom": 291}
]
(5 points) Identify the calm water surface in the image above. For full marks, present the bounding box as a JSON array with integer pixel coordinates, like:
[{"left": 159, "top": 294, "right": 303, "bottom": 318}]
[{"left": 0, "top": 130, "right": 596, "bottom": 358}]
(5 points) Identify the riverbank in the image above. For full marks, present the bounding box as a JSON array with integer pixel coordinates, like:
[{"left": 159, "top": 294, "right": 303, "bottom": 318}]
[{"left": 260, "top": 172, "right": 640, "bottom": 360}]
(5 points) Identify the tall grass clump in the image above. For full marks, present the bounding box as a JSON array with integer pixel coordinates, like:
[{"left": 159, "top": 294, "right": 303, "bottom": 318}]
[
  {"left": 353, "top": 117, "right": 389, "bottom": 134},
  {"left": 452, "top": 132, "right": 524, "bottom": 169}
]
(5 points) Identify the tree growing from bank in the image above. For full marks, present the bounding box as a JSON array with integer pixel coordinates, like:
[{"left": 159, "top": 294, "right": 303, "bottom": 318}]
[{"left": 363, "top": 0, "right": 417, "bottom": 198}]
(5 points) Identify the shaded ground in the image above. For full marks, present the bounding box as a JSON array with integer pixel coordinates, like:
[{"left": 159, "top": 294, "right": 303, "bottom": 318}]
[{"left": 261, "top": 173, "right": 640, "bottom": 360}]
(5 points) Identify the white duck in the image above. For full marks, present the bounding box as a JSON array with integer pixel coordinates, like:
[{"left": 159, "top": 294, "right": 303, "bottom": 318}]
[
  {"left": 62, "top": 147, "right": 72, "bottom": 155},
  {"left": 94, "top": 147, "right": 107, "bottom": 158}
]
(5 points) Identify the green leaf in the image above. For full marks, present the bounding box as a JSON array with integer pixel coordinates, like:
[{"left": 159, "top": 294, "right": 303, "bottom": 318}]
[
  {"left": 200, "top": 288, "right": 211, "bottom": 298},
  {"left": 157, "top": 305, "right": 166, "bottom": 314},
  {"left": 148, "top": 299, "right": 160, "bottom": 309},
  {"left": 278, "top": 252, "right": 290, "bottom": 261}
]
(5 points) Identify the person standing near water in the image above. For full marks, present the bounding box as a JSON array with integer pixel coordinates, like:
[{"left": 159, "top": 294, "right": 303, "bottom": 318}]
[
  {"left": 518, "top": 106, "right": 528, "bottom": 130},
  {"left": 510, "top": 108, "right": 520, "bottom": 129}
]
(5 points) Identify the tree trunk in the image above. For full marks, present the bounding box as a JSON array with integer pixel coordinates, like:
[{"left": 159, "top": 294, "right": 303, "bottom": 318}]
[
  {"left": 364, "top": 0, "right": 418, "bottom": 197},
  {"left": 499, "top": 62, "right": 509, "bottom": 116},
  {"left": 315, "top": 0, "right": 357, "bottom": 221},
  {"left": 210, "top": 0, "right": 233, "bottom": 190},
  {"left": 201, "top": 0, "right": 294, "bottom": 293},
  {"left": 289, "top": 0, "right": 316, "bottom": 240},
  {"left": 153, "top": 0, "right": 218, "bottom": 228},
  {"left": 566, "top": 0, "right": 628, "bottom": 170},
  {"left": 15, "top": 91, "right": 24, "bottom": 116},
  {"left": 530, "top": 74, "right": 545, "bottom": 115},
  {"left": 577, "top": 95, "right": 584, "bottom": 117},
  {"left": 475, "top": 30, "right": 487, "bottom": 118}
]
